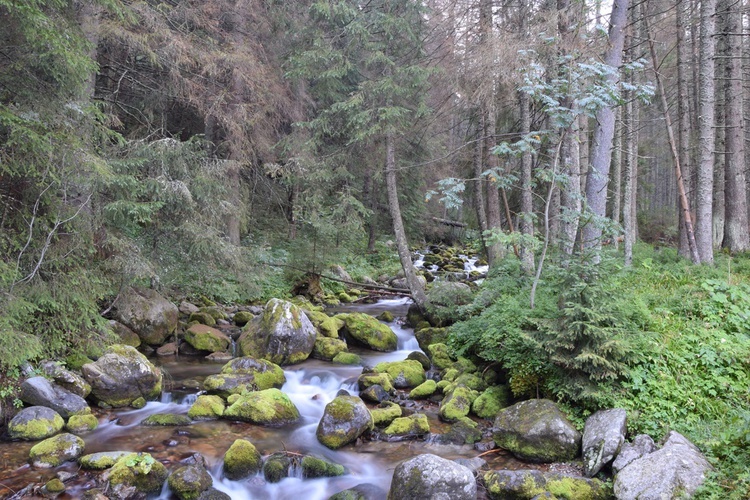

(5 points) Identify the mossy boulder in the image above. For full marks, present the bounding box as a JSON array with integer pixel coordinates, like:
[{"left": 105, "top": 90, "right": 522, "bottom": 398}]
[
  {"left": 434, "top": 417, "right": 481, "bottom": 445},
  {"left": 387, "top": 453, "right": 476, "bottom": 500},
  {"left": 8, "top": 406, "right": 64, "bottom": 441},
  {"left": 200, "top": 306, "right": 227, "bottom": 321},
  {"left": 316, "top": 395, "right": 374, "bottom": 449},
  {"left": 43, "top": 478, "right": 66, "bottom": 494},
  {"left": 233, "top": 311, "right": 254, "bottom": 326},
  {"left": 223, "top": 388, "right": 300, "bottom": 426},
  {"left": 426, "top": 343, "right": 454, "bottom": 370},
  {"left": 407, "top": 351, "right": 431, "bottom": 371},
  {"left": 373, "top": 360, "right": 426, "bottom": 389},
  {"left": 114, "top": 286, "right": 178, "bottom": 345},
  {"left": 238, "top": 298, "right": 317, "bottom": 365},
  {"left": 371, "top": 401, "right": 402, "bottom": 427},
  {"left": 383, "top": 413, "right": 430, "bottom": 439},
  {"left": 415, "top": 328, "right": 449, "bottom": 352},
  {"left": 329, "top": 484, "right": 387, "bottom": 500},
  {"left": 312, "top": 337, "right": 349, "bottom": 361},
  {"left": 79, "top": 451, "right": 130, "bottom": 470},
  {"left": 301, "top": 455, "right": 345, "bottom": 478},
  {"left": 332, "top": 352, "right": 362, "bottom": 365},
  {"left": 409, "top": 379, "right": 437, "bottom": 399},
  {"left": 337, "top": 313, "right": 398, "bottom": 352},
  {"left": 263, "top": 452, "right": 291, "bottom": 483},
  {"left": 188, "top": 395, "right": 225, "bottom": 420},
  {"left": 439, "top": 385, "right": 478, "bottom": 422},
  {"left": 29, "top": 433, "right": 85, "bottom": 468},
  {"left": 188, "top": 311, "right": 216, "bottom": 327},
  {"left": 472, "top": 385, "right": 512, "bottom": 419},
  {"left": 304, "top": 310, "right": 342, "bottom": 338},
  {"left": 377, "top": 311, "right": 394, "bottom": 322},
  {"left": 360, "top": 384, "right": 390, "bottom": 404},
  {"left": 107, "top": 453, "right": 168, "bottom": 497},
  {"left": 184, "top": 324, "right": 231, "bottom": 353},
  {"left": 338, "top": 292, "right": 354, "bottom": 303},
  {"left": 452, "top": 372, "right": 486, "bottom": 392},
  {"left": 493, "top": 399, "right": 581, "bottom": 463},
  {"left": 482, "top": 470, "right": 611, "bottom": 500},
  {"left": 358, "top": 372, "right": 395, "bottom": 393},
  {"left": 203, "top": 357, "right": 285, "bottom": 397},
  {"left": 222, "top": 439, "right": 262, "bottom": 480},
  {"left": 82, "top": 344, "right": 162, "bottom": 408},
  {"left": 167, "top": 463, "right": 213, "bottom": 500},
  {"left": 40, "top": 360, "right": 92, "bottom": 398},
  {"left": 140, "top": 413, "right": 192, "bottom": 426},
  {"left": 66, "top": 413, "right": 99, "bottom": 433}
]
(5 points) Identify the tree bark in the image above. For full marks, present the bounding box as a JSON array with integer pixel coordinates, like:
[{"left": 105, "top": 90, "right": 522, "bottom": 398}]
[
  {"left": 622, "top": 80, "right": 637, "bottom": 265},
  {"left": 519, "top": 91, "right": 535, "bottom": 273},
  {"left": 582, "top": 0, "right": 629, "bottom": 261},
  {"left": 677, "top": 0, "right": 694, "bottom": 259},
  {"left": 473, "top": 109, "right": 489, "bottom": 255}
]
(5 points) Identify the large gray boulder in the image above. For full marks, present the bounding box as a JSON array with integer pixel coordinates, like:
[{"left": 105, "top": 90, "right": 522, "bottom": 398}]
[
  {"left": 237, "top": 299, "right": 317, "bottom": 365},
  {"left": 184, "top": 324, "right": 231, "bottom": 353},
  {"left": 82, "top": 344, "right": 162, "bottom": 407},
  {"left": 203, "top": 356, "right": 286, "bottom": 397},
  {"left": 114, "top": 287, "right": 178, "bottom": 345},
  {"left": 612, "top": 434, "right": 657, "bottom": 474},
  {"left": 20, "top": 376, "right": 90, "bottom": 419},
  {"left": 582, "top": 408, "right": 627, "bottom": 477},
  {"left": 8, "top": 406, "right": 64, "bottom": 441},
  {"left": 39, "top": 361, "right": 91, "bottom": 398},
  {"left": 316, "top": 395, "right": 373, "bottom": 450},
  {"left": 493, "top": 399, "right": 581, "bottom": 463},
  {"left": 483, "top": 469, "right": 611, "bottom": 499},
  {"left": 387, "top": 454, "right": 476, "bottom": 500},
  {"left": 614, "top": 431, "right": 712, "bottom": 500}
]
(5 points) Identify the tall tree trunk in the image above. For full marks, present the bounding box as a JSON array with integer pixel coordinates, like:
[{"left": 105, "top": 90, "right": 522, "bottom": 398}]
[
  {"left": 582, "top": 0, "right": 629, "bottom": 261},
  {"left": 713, "top": 5, "right": 727, "bottom": 248},
  {"left": 677, "top": 0, "right": 694, "bottom": 259},
  {"left": 484, "top": 99, "right": 504, "bottom": 265},
  {"left": 363, "top": 169, "right": 378, "bottom": 253},
  {"left": 519, "top": 91, "right": 535, "bottom": 272},
  {"left": 723, "top": 0, "right": 749, "bottom": 252},
  {"left": 696, "top": 0, "right": 717, "bottom": 263},
  {"left": 612, "top": 108, "right": 622, "bottom": 242},
  {"left": 473, "top": 109, "right": 489, "bottom": 253},
  {"left": 385, "top": 133, "right": 426, "bottom": 310}
]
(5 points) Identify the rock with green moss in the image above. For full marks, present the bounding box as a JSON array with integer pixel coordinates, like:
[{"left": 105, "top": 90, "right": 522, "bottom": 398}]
[
  {"left": 383, "top": 413, "right": 430, "bottom": 439},
  {"left": 483, "top": 470, "right": 611, "bottom": 500},
  {"left": 493, "top": 399, "right": 581, "bottom": 463},
  {"left": 65, "top": 352, "right": 94, "bottom": 371},
  {"left": 233, "top": 311, "right": 254, "bottom": 326},
  {"left": 323, "top": 295, "right": 340, "bottom": 306},
  {"left": 358, "top": 372, "right": 395, "bottom": 393},
  {"left": 304, "top": 310, "right": 342, "bottom": 338},
  {"left": 452, "top": 372, "right": 485, "bottom": 392},
  {"left": 82, "top": 344, "right": 163, "bottom": 408},
  {"left": 409, "top": 379, "right": 437, "bottom": 399},
  {"left": 140, "top": 413, "right": 192, "bottom": 426},
  {"left": 439, "top": 385, "right": 478, "bottom": 422},
  {"left": 66, "top": 413, "right": 98, "bottom": 433},
  {"left": 329, "top": 484, "right": 387, "bottom": 500},
  {"left": 332, "top": 352, "right": 362, "bottom": 365},
  {"left": 29, "top": 433, "right": 85, "bottom": 467},
  {"left": 200, "top": 306, "right": 227, "bottom": 321},
  {"left": 184, "top": 324, "right": 231, "bottom": 353},
  {"left": 263, "top": 452, "right": 291, "bottom": 483},
  {"left": 371, "top": 401, "right": 402, "bottom": 427},
  {"left": 405, "top": 303, "right": 426, "bottom": 328},
  {"left": 377, "top": 311, "right": 394, "bottom": 322},
  {"left": 338, "top": 292, "right": 354, "bottom": 303},
  {"left": 114, "top": 286, "right": 178, "bottom": 345},
  {"left": 222, "top": 439, "right": 262, "bottom": 480},
  {"left": 433, "top": 417, "right": 481, "bottom": 445},
  {"left": 188, "top": 395, "right": 225, "bottom": 420},
  {"left": 415, "top": 328, "right": 449, "bottom": 352},
  {"left": 223, "top": 388, "right": 300, "bottom": 425},
  {"left": 168, "top": 463, "right": 213, "bottom": 500},
  {"left": 442, "top": 368, "right": 459, "bottom": 382},
  {"left": 436, "top": 380, "right": 450, "bottom": 392},
  {"left": 19, "top": 376, "right": 90, "bottom": 419},
  {"left": 407, "top": 351, "right": 431, "bottom": 371},
  {"left": 387, "top": 453, "right": 476, "bottom": 500},
  {"left": 107, "top": 453, "right": 168, "bottom": 497},
  {"left": 313, "top": 337, "right": 349, "bottom": 361},
  {"left": 203, "top": 357, "right": 285, "bottom": 397},
  {"left": 43, "top": 478, "right": 66, "bottom": 494},
  {"left": 79, "top": 451, "right": 130, "bottom": 469},
  {"left": 9, "top": 406, "right": 64, "bottom": 441},
  {"left": 361, "top": 384, "right": 390, "bottom": 404},
  {"left": 188, "top": 311, "right": 217, "bottom": 327},
  {"left": 316, "top": 395, "right": 373, "bottom": 449},
  {"left": 40, "top": 360, "right": 92, "bottom": 398},
  {"left": 373, "top": 360, "right": 426, "bottom": 389},
  {"left": 337, "top": 313, "right": 398, "bottom": 352},
  {"left": 301, "top": 455, "right": 345, "bottom": 478},
  {"left": 426, "top": 343, "right": 454, "bottom": 370},
  {"left": 238, "top": 299, "right": 317, "bottom": 365},
  {"left": 472, "top": 385, "right": 511, "bottom": 419}
]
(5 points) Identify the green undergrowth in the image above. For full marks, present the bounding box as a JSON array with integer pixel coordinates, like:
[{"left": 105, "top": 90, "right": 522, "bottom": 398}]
[{"left": 448, "top": 244, "right": 750, "bottom": 498}]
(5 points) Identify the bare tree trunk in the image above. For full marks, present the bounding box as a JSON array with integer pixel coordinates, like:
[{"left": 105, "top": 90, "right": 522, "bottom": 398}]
[
  {"left": 677, "top": 0, "right": 694, "bottom": 259},
  {"left": 519, "top": 91, "right": 535, "bottom": 273},
  {"left": 696, "top": 0, "right": 717, "bottom": 263},
  {"left": 582, "top": 0, "right": 629, "bottom": 261},
  {"left": 713, "top": 5, "right": 727, "bottom": 248},
  {"left": 623, "top": 77, "right": 637, "bottom": 265},
  {"left": 723, "top": 0, "right": 750, "bottom": 252},
  {"left": 484, "top": 100, "right": 504, "bottom": 265},
  {"left": 612, "top": 108, "right": 622, "bottom": 243},
  {"left": 473, "top": 110, "right": 488, "bottom": 235},
  {"left": 385, "top": 133, "right": 426, "bottom": 310}
]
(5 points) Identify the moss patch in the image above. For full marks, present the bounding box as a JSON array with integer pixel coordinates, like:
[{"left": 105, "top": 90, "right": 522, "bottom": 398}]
[
  {"left": 337, "top": 313, "right": 398, "bottom": 352},
  {"left": 383, "top": 413, "right": 430, "bottom": 438},
  {"left": 373, "top": 360, "right": 426, "bottom": 388},
  {"left": 108, "top": 453, "right": 168, "bottom": 495},
  {"left": 472, "top": 385, "right": 511, "bottom": 419},
  {"left": 371, "top": 401, "right": 402, "bottom": 427},
  {"left": 313, "top": 337, "right": 348, "bottom": 361},
  {"left": 66, "top": 414, "right": 98, "bottom": 433},
  {"left": 188, "top": 395, "right": 225, "bottom": 420},
  {"left": 439, "top": 385, "right": 478, "bottom": 422},
  {"left": 223, "top": 388, "right": 300, "bottom": 425},
  {"left": 409, "top": 379, "right": 437, "bottom": 399},
  {"left": 358, "top": 372, "right": 395, "bottom": 393},
  {"left": 301, "top": 456, "right": 345, "bottom": 478},
  {"left": 29, "top": 433, "right": 85, "bottom": 467},
  {"left": 332, "top": 352, "right": 362, "bottom": 365},
  {"left": 140, "top": 413, "right": 192, "bottom": 426},
  {"left": 223, "top": 439, "right": 262, "bottom": 480},
  {"left": 79, "top": 451, "right": 130, "bottom": 469}
]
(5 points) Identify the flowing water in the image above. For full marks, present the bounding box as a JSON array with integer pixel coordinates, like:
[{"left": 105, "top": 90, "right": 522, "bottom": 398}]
[{"left": 0, "top": 298, "right": 522, "bottom": 500}]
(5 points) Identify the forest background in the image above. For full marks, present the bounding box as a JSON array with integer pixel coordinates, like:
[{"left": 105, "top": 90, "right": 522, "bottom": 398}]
[{"left": 1, "top": 0, "right": 750, "bottom": 497}]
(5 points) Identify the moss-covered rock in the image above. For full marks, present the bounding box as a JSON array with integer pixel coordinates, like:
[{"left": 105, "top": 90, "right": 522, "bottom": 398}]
[
  {"left": 222, "top": 439, "right": 262, "bottom": 480},
  {"left": 452, "top": 372, "right": 486, "bottom": 392},
  {"left": 263, "top": 452, "right": 291, "bottom": 483},
  {"left": 482, "top": 470, "right": 611, "bottom": 500},
  {"left": 338, "top": 292, "right": 354, "bottom": 303},
  {"left": 329, "top": 484, "right": 387, "bottom": 500},
  {"left": 415, "top": 328, "right": 449, "bottom": 352},
  {"left": 360, "top": 384, "right": 390, "bottom": 404},
  {"left": 332, "top": 352, "right": 362, "bottom": 365},
  {"left": 436, "top": 380, "right": 450, "bottom": 393},
  {"left": 200, "top": 306, "right": 227, "bottom": 321},
  {"left": 40, "top": 360, "right": 92, "bottom": 398},
  {"left": 472, "top": 385, "right": 512, "bottom": 419},
  {"left": 373, "top": 360, "right": 426, "bottom": 389},
  {"left": 301, "top": 455, "right": 345, "bottom": 478},
  {"left": 383, "top": 413, "right": 430, "bottom": 439},
  {"left": 409, "top": 379, "right": 437, "bottom": 399},
  {"left": 223, "top": 388, "right": 300, "bottom": 426},
  {"left": 82, "top": 344, "right": 162, "bottom": 408},
  {"left": 233, "top": 311, "right": 254, "bottom": 326},
  {"left": 426, "top": 343, "right": 454, "bottom": 370},
  {"left": 65, "top": 352, "right": 94, "bottom": 371},
  {"left": 439, "top": 385, "right": 478, "bottom": 422},
  {"left": 79, "top": 451, "right": 130, "bottom": 470},
  {"left": 387, "top": 453, "right": 476, "bottom": 500},
  {"left": 316, "top": 395, "right": 373, "bottom": 449},
  {"left": 66, "top": 413, "right": 99, "bottom": 433},
  {"left": 43, "top": 478, "right": 66, "bottom": 494},
  {"left": 304, "top": 310, "right": 341, "bottom": 338},
  {"left": 168, "top": 463, "right": 213, "bottom": 500},
  {"left": 370, "top": 401, "right": 403, "bottom": 427},
  {"left": 140, "top": 413, "right": 192, "bottom": 426},
  {"left": 337, "top": 313, "right": 398, "bottom": 352},
  {"left": 203, "top": 357, "right": 285, "bottom": 397},
  {"left": 188, "top": 311, "right": 217, "bottom": 327},
  {"left": 114, "top": 286, "right": 178, "bottom": 346},
  {"left": 184, "top": 324, "right": 231, "bottom": 353},
  {"left": 433, "top": 417, "right": 481, "bottom": 445},
  {"left": 442, "top": 368, "right": 459, "bottom": 382},
  {"left": 407, "top": 351, "right": 431, "bottom": 371},
  {"left": 312, "top": 336, "right": 349, "bottom": 361},
  {"left": 358, "top": 372, "right": 395, "bottom": 393},
  {"left": 29, "top": 432, "right": 85, "bottom": 467},
  {"left": 238, "top": 298, "right": 317, "bottom": 365},
  {"left": 188, "top": 395, "right": 225, "bottom": 420},
  {"left": 377, "top": 311, "right": 394, "bottom": 322},
  {"left": 8, "top": 406, "right": 64, "bottom": 441},
  {"left": 107, "top": 453, "right": 168, "bottom": 497}
]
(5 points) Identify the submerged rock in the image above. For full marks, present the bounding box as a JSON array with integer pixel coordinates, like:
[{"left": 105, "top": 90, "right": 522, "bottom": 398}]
[
  {"left": 82, "top": 344, "right": 162, "bottom": 408},
  {"left": 114, "top": 286, "right": 178, "bottom": 345},
  {"left": 316, "top": 395, "right": 373, "bottom": 449},
  {"left": 387, "top": 453, "right": 476, "bottom": 500},
  {"left": 8, "top": 406, "right": 64, "bottom": 441}
]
